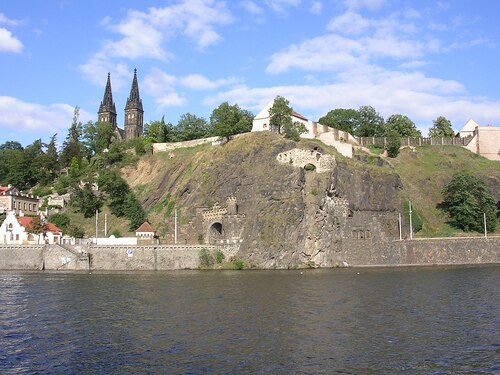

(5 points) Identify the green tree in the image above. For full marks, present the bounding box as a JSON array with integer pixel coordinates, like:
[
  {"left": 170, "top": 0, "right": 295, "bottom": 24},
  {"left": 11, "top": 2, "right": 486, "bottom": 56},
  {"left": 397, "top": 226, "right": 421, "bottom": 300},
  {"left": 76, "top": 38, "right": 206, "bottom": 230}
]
[
  {"left": 43, "top": 134, "right": 59, "bottom": 181},
  {"left": 429, "top": 116, "right": 455, "bottom": 138},
  {"left": 318, "top": 108, "right": 359, "bottom": 133},
  {"left": 268, "top": 95, "right": 293, "bottom": 134},
  {"left": 440, "top": 172, "right": 497, "bottom": 232},
  {"left": 356, "top": 105, "right": 385, "bottom": 137},
  {"left": 83, "top": 121, "right": 114, "bottom": 156},
  {"left": 144, "top": 116, "right": 171, "bottom": 143},
  {"left": 385, "top": 114, "right": 422, "bottom": 137},
  {"left": 48, "top": 213, "right": 71, "bottom": 232},
  {"left": 173, "top": 113, "right": 210, "bottom": 141},
  {"left": 60, "top": 106, "right": 83, "bottom": 168},
  {"left": 123, "top": 192, "right": 146, "bottom": 230},
  {"left": 27, "top": 216, "right": 48, "bottom": 244},
  {"left": 210, "top": 102, "right": 254, "bottom": 142},
  {"left": 385, "top": 130, "right": 401, "bottom": 158},
  {"left": 283, "top": 121, "right": 307, "bottom": 142},
  {"left": 72, "top": 182, "right": 102, "bottom": 218}
]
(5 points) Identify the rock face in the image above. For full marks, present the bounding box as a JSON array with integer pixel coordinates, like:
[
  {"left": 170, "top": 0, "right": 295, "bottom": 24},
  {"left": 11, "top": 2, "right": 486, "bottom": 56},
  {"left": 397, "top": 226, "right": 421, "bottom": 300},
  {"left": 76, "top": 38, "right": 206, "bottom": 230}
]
[{"left": 125, "top": 132, "right": 405, "bottom": 268}]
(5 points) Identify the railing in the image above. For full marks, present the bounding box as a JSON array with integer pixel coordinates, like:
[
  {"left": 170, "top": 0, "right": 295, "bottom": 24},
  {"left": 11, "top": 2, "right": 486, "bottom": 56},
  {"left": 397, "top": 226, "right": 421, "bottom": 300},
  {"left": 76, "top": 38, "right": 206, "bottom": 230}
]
[{"left": 357, "top": 136, "right": 470, "bottom": 147}]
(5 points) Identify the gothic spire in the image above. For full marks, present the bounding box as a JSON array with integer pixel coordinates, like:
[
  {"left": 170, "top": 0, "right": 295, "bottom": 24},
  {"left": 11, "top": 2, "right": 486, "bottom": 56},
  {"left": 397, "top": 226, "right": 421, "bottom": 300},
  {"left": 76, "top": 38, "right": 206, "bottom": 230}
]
[
  {"left": 125, "top": 68, "right": 143, "bottom": 111},
  {"left": 99, "top": 73, "right": 116, "bottom": 114}
]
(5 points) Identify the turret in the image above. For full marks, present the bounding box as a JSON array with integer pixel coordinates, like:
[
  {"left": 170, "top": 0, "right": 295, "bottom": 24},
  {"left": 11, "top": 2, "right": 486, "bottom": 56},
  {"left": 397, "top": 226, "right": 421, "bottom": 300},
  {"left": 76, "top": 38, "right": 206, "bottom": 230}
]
[
  {"left": 124, "top": 69, "right": 144, "bottom": 139},
  {"left": 97, "top": 73, "right": 117, "bottom": 129}
]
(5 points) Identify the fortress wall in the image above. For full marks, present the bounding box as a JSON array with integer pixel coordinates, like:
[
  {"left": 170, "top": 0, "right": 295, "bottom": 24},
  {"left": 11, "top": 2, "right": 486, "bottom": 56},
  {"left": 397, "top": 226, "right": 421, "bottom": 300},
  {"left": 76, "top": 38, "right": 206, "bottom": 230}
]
[{"left": 0, "top": 246, "right": 44, "bottom": 270}]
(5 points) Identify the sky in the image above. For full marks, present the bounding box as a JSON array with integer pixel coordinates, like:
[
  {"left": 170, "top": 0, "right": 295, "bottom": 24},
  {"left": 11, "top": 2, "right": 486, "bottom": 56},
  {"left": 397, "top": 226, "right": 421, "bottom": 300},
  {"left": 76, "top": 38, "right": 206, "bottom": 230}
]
[{"left": 1, "top": 0, "right": 499, "bottom": 146}]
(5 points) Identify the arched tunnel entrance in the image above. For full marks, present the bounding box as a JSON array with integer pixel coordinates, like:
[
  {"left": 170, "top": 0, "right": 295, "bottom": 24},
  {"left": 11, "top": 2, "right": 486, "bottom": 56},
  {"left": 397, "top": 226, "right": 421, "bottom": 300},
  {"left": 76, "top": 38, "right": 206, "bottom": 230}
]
[{"left": 208, "top": 222, "right": 224, "bottom": 243}]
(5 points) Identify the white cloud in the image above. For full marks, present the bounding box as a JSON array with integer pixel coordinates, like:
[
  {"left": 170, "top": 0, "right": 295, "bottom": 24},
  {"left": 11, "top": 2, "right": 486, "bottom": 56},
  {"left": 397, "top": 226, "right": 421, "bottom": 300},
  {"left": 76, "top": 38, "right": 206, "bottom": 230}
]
[
  {"left": 81, "top": 1, "right": 233, "bottom": 83},
  {"left": 265, "top": 0, "right": 301, "bottom": 14},
  {"left": 0, "top": 28, "right": 23, "bottom": 53},
  {"left": 0, "top": 96, "right": 93, "bottom": 137},
  {"left": 344, "top": 0, "right": 386, "bottom": 11},
  {"left": 241, "top": 1, "right": 264, "bottom": 14},
  {"left": 310, "top": 1, "right": 323, "bottom": 14},
  {"left": 180, "top": 74, "right": 239, "bottom": 90},
  {"left": 0, "top": 13, "right": 21, "bottom": 26},
  {"left": 142, "top": 68, "right": 185, "bottom": 108}
]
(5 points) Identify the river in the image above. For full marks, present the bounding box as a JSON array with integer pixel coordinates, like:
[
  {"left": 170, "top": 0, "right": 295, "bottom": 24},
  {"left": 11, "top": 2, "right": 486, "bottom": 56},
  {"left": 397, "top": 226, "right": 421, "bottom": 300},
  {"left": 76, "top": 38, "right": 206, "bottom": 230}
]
[{"left": 0, "top": 266, "right": 498, "bottom": 374}]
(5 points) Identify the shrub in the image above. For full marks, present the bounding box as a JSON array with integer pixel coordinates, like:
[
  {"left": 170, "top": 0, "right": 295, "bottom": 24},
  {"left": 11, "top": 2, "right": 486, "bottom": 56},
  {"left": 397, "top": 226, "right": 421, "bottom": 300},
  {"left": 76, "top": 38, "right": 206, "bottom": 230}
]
[
  {"left": 304, "top": 163, "right": 316, "bottom": 171},
  {"left": 385, "top": 132, "right": 401, "bottom": 158},
  {"left": 48, "top": 213, "right": 70, "bottom": 231},
  {"left": 215, "top": 250, "right": 225, "bottom": 264},
  {"left": 199, "top": 248, "right": 214, "bottom": 268},
  {"left": 233, "top": 259, "right": 245, "bottom": 270}
]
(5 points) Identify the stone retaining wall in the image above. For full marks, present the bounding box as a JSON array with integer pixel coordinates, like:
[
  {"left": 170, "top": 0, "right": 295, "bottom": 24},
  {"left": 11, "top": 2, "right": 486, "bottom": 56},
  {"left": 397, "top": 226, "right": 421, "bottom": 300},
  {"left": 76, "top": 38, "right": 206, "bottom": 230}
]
[{"left": 0, "top": 239, "right": 498, "bottom": 270}]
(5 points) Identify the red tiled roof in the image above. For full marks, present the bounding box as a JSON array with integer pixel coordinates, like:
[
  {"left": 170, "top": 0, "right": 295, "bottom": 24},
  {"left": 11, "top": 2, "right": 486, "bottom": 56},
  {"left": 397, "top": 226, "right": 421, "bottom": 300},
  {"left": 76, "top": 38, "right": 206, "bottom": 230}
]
[
  {"left": 292, "top": 111, "right": 308, "bottom": 121},
  {"left": 0, "top": 186, "right": 12, "bottom": 193},
  {"left": 17, "top": 216, "right": 61, "bottom": 234},
  {"left": 135, "top": 221, "right": 156, "bottom": 233}
]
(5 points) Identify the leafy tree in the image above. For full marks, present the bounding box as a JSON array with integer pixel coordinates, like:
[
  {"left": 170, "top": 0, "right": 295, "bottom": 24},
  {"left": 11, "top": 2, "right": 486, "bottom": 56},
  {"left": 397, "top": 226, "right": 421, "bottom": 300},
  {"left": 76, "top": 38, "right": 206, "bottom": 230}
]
[
  {"left": 0, "top": 141, "right": 23, "bottom": 151},
  {"left": 356, "top": 105, "right": 385, "bottom": 137},
  {"left": 60, "top": 106, "right": 84, "bottom": 168},
  {"left": 429, "top": 116, "right": 454, "bottom": 138},
  {"left": 83, "top": 121, "right": 114, "bottom": 156},
  {"left": 123, "top": 192, "right": 146, "bottom": 230},
  {"left": 283, "top": 121, "right": 307, "bottom": 142},
  {"left": 385, "top": 114, "right": 422, "bottom": 137},
  {"left": 440, "top": 172, "right": 497, "bottom": 232},
  {"left": 72, "top": 182, "right": 102, "bottom": 218},
  {"left": 268, "top": 95, "right": 293, "bottom": 134},
  {"left": 27, "top": 216, "right": 48, "bottom": 244},
  {"left": 48, "top": 213, "right": 70, "bottom": 232},
  {"left": 318, "top": 108, "right": 359, "bottom": 133},
  {"left": 144, "top": 116, "right": 171, "bottom": 143},
  {"left": 210, "top": 102, "right": 254, "bottom": 141},
  {"left": 173, "top": 113, "right": 210, "bottom": 141},
  {"left": 43, "top": 134, "right": 59, "bottom": 181},
  {"left": 385, "top": 130, "right": 401, "bottom": 158}
]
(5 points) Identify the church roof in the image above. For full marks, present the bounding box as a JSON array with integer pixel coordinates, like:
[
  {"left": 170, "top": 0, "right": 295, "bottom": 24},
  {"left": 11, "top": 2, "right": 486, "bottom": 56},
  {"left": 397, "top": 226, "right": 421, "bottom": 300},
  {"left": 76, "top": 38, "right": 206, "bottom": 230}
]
[
  {"left": 125, "top": 68, "right": 143, "bottom": 112},
  {"left": 98, "top": 73, "right": 117, "bottom": 114}
]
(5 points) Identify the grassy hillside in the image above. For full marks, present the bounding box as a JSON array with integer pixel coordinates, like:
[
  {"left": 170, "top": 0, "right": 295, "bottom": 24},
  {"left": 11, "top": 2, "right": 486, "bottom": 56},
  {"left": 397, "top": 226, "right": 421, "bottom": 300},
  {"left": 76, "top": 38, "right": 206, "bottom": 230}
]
[
  {"left": 390, "top": 145, "right": 500, "bottom": 237},
  {"left": 113, "top": 134, "right": 499, "bottom": 240}
]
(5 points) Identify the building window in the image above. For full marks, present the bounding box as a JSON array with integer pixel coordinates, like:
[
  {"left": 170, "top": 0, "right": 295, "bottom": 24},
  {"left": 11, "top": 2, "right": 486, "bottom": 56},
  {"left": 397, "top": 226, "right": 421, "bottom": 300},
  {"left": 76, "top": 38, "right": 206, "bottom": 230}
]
[
  {"left": 15, "top": 234, "right": 19, "bottom": 241},
  {"left": 29, "top": 204, "right": 32, "bottom": 211},
  {"left": 24, "top": 203, "right": 27, "bottom": 210}
]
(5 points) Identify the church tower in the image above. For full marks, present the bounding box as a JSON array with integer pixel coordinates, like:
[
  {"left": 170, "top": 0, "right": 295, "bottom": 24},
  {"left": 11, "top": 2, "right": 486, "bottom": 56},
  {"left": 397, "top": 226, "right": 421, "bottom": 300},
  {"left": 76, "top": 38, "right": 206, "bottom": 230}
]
[
  {"left": 124, "top": 69, "right": 144, "bottom": 140},
  {"left": 98, "top": 73, "right": 117, "bottom": 129}
]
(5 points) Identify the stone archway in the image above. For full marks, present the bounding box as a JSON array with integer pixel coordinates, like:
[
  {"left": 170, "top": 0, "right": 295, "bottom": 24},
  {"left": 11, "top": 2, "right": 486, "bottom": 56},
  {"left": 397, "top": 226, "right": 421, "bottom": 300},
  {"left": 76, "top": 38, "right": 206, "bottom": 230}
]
[{"left": 208, "top": 222, "right": 224, "bottom": 243}]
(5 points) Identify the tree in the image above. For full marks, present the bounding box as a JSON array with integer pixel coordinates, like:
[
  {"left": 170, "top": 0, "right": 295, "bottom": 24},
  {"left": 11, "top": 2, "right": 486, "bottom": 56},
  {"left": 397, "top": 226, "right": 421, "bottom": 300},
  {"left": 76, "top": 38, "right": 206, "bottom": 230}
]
[
  {"left": 123, "top": 192, "right": 146, "bottom": 230},
  {"left": 283, "top": 121, "right": 307, "bottom": 142},
  {"left": 83, "top": 121, "right": 114, "bottom": 156},
  {"left": 60, "top": 106, "right": 84, "bottom": 168},
  {"left": 429, "top": 116, "right": 454, "bottom": 138},
  {"left": 43, "top": 134, "right": 59, "bottom": 181},
  {"left": 27, "top": 216, "right": 48, "bottom": 244},
  {"left": 268, "top": 95, "right": 293, "bottom": 134},
  {"left": 144, "top": 116, "right": 175, "bottom": 143},
  {"left": 356, "top": 105, "right": 385, "bottom": 137},
  {"left": 385, "top": 130, "right": 401, "bottom": 158},
  {"left": 385, "top": 114, "right": 422, "bottom": 137},
  {"left": 48, "top": 213, "right": 70, "bottom": 232},
  {"left": 440, "top": 172, "right": 497, "bottom": 232},
  {"left": 72, "top": 182, "right": 102, "bottom": 218},
  {"left": 173, "top": 113, "right": 210, "bottom": 141},
  {"left": 318, "top": 108, "right": 360, "bottom": 133},
  {"left": 210, "top": 102, "right": 254, "bottom": 142}
]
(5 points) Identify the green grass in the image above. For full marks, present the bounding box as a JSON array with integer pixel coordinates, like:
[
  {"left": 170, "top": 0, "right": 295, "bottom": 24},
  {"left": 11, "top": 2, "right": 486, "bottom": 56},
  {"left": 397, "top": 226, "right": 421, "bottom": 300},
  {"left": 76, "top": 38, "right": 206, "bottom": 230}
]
[{"left": 392, "top": 145, "right": 500, "bottom": 237}]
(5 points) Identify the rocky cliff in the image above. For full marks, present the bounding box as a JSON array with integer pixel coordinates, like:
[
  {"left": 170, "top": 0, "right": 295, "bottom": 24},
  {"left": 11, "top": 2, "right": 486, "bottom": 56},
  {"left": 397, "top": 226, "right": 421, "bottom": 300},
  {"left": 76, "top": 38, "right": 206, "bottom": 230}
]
[{"left": 122, "top": 132, "right": 410, "bottom": 268}]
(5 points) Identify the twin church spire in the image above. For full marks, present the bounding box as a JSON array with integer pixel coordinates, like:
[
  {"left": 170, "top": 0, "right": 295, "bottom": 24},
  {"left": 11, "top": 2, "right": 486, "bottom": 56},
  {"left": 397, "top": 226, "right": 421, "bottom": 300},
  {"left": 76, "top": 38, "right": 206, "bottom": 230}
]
[{"left": 98, "top": 69, "right": 143, "bottom": 140}]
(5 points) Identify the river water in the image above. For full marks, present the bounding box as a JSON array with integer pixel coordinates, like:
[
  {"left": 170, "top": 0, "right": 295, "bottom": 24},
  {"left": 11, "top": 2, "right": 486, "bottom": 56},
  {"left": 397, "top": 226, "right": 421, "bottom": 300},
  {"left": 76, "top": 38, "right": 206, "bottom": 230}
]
[{"left": 0, "top": 266, "right": 498, "bottom": 374}]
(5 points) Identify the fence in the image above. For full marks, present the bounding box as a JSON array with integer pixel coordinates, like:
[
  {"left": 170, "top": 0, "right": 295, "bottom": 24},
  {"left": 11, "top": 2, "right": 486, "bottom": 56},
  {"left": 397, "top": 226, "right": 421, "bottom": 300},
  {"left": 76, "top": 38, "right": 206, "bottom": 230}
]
[{"left": 357, "top": 136, "right": 473, "bottom": 147}]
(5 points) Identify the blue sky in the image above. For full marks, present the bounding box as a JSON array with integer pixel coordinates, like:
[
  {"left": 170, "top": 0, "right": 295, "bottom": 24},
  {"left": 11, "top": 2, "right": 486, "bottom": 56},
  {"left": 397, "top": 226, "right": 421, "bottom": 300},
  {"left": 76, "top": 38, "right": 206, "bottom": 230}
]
[{"left": 1, "top": 0, "right": 499, "bottom": 146}]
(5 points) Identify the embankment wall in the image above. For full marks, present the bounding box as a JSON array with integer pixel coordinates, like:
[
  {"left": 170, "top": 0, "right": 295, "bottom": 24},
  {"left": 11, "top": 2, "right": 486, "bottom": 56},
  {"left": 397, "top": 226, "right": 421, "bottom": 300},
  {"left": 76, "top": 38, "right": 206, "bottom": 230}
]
[
  {"left": 333, "top": 237, "right": 499, "bottom": 267},
  {"left": 0, "top": 239, "right": 498, "bottom": 270}
]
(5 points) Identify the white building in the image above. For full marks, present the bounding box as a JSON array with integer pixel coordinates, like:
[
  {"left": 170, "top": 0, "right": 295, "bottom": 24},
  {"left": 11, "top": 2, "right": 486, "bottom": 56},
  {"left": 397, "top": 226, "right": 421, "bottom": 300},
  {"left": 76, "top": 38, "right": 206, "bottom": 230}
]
[
  {"left": 0, "top": 211, "right": 62, "bottom": 245},
  {"left": 251, "top": 100, "right": 358, "bottom": 157}
]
